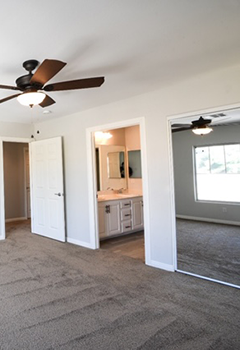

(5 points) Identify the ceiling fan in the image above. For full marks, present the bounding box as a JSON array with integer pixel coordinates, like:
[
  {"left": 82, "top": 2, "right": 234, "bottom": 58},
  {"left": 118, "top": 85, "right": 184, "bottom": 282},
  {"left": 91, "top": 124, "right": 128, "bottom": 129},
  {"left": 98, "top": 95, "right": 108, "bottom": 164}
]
[
  {"left": 171, "top": 116, "right": 212, "bottom": 135},
  {"left": 171, "top": 114, "right": 228, "bottom": 135},
  {"left": 0, "top": 59, "right": 105, "bottom": 108}
]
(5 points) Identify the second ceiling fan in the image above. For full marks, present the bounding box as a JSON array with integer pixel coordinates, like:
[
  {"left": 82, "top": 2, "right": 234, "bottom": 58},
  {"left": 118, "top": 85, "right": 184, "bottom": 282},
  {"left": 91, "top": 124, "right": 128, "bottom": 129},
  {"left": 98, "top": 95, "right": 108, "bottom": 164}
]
[
  {"left": 171, "top": 114, "right": 228, "bottom": 135},
  {"left": 0, "top": 59, "right": 105, "bottom": 108}
]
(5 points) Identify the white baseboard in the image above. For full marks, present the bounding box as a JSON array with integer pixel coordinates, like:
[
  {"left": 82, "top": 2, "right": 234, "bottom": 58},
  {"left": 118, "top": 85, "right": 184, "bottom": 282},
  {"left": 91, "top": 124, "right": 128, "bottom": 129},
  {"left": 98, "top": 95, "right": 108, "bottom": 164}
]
[
  {"left": 146, "top": 259, "right": 174, "bottom": 272},
  {"left": 67, "top": 237, "right": 93, "bottom": 249},
  {"left": 176, "top": 215, "right": 240, "bottom": 226},
  {"left": 5, "top": 217, "right": 27, "bottom": 223}
]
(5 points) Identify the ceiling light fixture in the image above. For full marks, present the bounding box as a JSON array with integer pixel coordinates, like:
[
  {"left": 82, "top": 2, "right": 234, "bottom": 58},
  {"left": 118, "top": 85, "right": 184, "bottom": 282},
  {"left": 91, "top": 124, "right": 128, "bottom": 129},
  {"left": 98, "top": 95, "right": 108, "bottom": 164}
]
[
  {"left": 192, "top": 125, "right": 213, "bottom": 136},
  {"left": 17, "top": 91, "right": 46, "bottom": 107}
]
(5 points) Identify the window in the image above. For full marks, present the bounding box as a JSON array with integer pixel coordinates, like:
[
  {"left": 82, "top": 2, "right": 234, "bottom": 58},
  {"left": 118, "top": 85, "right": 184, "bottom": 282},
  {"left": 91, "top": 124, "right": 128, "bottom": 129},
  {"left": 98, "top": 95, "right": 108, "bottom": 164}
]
[{"left": 194, "top": 144, "right": 240, "bottom": 202}]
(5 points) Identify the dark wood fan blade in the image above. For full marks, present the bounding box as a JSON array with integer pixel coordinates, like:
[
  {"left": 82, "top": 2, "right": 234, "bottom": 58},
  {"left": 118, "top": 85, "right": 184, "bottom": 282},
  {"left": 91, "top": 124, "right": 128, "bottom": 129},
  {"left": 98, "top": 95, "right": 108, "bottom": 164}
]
[
  {"left": 39, "top": 94, "right": 55, "bottom": 108},
  {"left": 44, "top": 77, "right": 105, "bottom": 92},
  {"left": 172, "top": 126, "right": 193, "bottom": 133},
  {"left": 171, "top": 123, "right": 191, "bottom": 127},
  {"left": 0, "top": 84, "right": 21, "bottom": 91},
  {"left": 0, "top": 93, "right": 21, "bottom": 104},
  {"left": 30, "top": 59, "right": 66, "bottom": 86}
]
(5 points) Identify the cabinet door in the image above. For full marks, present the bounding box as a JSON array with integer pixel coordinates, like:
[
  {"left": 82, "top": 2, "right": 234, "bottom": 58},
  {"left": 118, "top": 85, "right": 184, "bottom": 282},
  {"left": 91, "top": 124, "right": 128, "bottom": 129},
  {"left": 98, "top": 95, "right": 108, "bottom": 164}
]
[
  {"left": 108, "top": 201, "right": 121, "bottom": 236},
  {"left": 132, "top": 197, "right": 144, "bottom": 230},
  {"left": 98, "top": 203, "right": 107, "bottom": 238}
]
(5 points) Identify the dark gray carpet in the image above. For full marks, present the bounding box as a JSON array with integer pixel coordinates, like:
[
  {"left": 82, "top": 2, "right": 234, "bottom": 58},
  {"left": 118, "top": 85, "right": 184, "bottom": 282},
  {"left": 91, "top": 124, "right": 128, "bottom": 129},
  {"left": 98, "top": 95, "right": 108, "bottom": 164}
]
[
  {"left": 0, "top": 221, "right": 239, "bottom": 350},
  {"left": 177, "top": 219, "right": 240, "bottom": 286}
]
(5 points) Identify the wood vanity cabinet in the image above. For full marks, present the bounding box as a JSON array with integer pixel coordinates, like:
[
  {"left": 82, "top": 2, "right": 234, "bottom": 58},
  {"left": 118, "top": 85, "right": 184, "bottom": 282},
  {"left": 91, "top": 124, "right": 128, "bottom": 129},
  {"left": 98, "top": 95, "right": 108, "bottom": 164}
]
[{"left": 98, "top": 196, "right": 143, "bottom": 239}]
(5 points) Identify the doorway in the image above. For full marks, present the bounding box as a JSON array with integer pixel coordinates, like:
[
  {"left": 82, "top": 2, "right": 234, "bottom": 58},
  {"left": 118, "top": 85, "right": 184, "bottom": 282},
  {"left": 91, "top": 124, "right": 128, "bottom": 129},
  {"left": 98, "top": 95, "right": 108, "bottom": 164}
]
[
  {"left": 0, "top": 136, "right": 66, "bottom": 242},
  {"left": 3, "top": 141, "right": 31, "bottom": 238},
  {"left": 95, "top": 125, "right": 144, "bottom": 261},
  {"left": 169, "top": 106, "right": 240, "bottom": 288},
  {"left": 87, "top": 117, "right": 150, "bottom": 265}
]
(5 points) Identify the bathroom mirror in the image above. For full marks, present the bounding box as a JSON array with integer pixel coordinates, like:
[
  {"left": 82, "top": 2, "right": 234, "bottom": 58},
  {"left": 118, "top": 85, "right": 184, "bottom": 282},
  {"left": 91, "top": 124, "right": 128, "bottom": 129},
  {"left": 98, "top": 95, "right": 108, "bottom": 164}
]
[
  {"left": 128, "top": 150, "right": 142, "bottom": 178},
  {"left": 107, "top": 151, "right": 125, "bottom": 178}
]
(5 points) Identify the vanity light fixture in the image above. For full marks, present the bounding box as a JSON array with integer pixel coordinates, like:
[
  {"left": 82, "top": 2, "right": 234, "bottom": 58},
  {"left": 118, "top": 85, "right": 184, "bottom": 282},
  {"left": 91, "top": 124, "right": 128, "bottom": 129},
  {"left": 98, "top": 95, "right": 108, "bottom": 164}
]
[
  {"left": 95, "top": 131, "right": 113, "bottom": 141},
  {"left": 17, "top": 91, "right": 46, "bottom": 107},
  {"left": 192, "top": 125, "right": 213, "bottom": 136}
]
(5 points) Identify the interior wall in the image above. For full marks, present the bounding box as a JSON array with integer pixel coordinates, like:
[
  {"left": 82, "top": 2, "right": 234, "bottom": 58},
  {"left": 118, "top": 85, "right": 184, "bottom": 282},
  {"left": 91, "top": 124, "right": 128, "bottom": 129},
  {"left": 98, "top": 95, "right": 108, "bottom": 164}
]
[
  {"left": 3, "top": 142, "right": 28, "bottom": 220},
  {"left": 172, "top": 124, "right": 240, "bottom": 224},
  {"left": 0, "top": 121, "right": 32, "bottom": 139},
  {"left": 33, "top": 62, "right": 240, "bottom": 271}
]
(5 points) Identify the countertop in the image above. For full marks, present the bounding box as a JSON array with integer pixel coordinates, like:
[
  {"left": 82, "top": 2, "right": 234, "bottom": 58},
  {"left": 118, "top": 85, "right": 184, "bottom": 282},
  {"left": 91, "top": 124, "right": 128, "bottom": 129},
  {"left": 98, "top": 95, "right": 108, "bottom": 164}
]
[{"left": 97, "top": 193, "right": 142, "bottom": 202}]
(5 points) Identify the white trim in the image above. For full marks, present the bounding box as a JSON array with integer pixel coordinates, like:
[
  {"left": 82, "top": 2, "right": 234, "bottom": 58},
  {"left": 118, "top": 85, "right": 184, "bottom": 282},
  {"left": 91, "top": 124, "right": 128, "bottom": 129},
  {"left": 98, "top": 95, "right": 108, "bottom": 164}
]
[
  {"left": 176, "top": 214, "right": 240, "bottom": 226},
  {"left": 166, "top": 117, "right": 177, "bottom": 270},
  {"left": 5, "top": 217, "right": 27, "bottom": 223},
  {"left": 139, "top": 118, "right": 151, "bottom": 265},
  {"left": 23, "top": 147, "right": 29, "bottom": 219},
  {"left": 167, "top": 102, "right": 240, "bottom": 124},
  {"left": 0, "top": 137, "right": 32, "bottom": 143},
  {"left": 147, "top": 259, "right": 174, "bottom": 272},
  {"left": 86, "top": 127, "right": 99, "bottom": 249},
  {"left": 86, "top": 117, "right": 151, "bottom": 266},
  {"left": 0, "top": 141, "right": 5, "bottom": 240},
  {"left": 67, "top": 237, "right": 93, "bottom": 249},
  {"left": 177, "top": 269, "right": 240, "bottom": 289}
]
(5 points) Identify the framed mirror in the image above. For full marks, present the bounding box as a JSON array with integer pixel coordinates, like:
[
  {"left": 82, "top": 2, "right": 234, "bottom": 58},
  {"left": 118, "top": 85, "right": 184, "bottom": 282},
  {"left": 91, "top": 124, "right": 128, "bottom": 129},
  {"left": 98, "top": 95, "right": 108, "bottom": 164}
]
[
  {"left": 107, "top": 151, "right": 125, "bottom": 178},
  {"left": 128, "top": 150, "right": 142, "bottom": 178}
]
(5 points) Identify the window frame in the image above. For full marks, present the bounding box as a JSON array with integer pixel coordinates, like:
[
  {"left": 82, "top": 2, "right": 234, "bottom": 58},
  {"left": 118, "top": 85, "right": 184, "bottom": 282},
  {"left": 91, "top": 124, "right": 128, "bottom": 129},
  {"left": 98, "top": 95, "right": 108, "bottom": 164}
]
[{"left": 193, "top": 142, "right": 240, "bottom": 204}]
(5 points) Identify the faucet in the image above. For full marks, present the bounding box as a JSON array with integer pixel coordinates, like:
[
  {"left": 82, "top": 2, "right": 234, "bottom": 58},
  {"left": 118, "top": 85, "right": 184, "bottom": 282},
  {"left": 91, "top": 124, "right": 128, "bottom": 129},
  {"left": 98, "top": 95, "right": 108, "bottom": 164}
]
[{"left": 117, "top": 188, "right": 126, "bottom": 194}]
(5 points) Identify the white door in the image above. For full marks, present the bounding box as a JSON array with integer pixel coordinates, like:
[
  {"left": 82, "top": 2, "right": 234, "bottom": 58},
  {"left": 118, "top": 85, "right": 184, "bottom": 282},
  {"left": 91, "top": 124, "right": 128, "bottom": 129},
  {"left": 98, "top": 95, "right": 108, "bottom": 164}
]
[{"left": 29, "top": 137, "right": 65, "bottom": 242}]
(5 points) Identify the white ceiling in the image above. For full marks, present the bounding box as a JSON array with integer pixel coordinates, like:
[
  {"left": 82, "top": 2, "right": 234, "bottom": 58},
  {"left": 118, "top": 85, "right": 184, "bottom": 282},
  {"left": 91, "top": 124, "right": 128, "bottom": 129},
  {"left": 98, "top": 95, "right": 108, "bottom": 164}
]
[{"left": 1, "top": 0, "right": 240, "bottom": 124}]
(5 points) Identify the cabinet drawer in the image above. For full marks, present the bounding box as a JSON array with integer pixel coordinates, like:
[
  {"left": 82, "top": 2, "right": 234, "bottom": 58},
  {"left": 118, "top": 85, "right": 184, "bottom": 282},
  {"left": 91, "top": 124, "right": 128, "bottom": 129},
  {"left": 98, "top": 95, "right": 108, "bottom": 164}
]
[
  {"left": 121, "top": 220, "right": 132, "bottom": 232},
  {"left": 120, "top": 200, "right": 131, "bottom": 208},
  {"left": 121, "top": 208, "right": 131, "bottom": 221}
]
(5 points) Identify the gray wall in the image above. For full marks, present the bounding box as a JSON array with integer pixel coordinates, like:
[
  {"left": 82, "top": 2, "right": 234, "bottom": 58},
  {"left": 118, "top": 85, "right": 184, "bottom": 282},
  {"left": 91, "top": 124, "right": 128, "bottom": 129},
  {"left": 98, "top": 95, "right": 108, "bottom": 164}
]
[
  {"left": 3, "top": 142, "right": 28, "bottom": 220},
  {"left": 172, "top": 124, "right": 240, "bottom": 224}
]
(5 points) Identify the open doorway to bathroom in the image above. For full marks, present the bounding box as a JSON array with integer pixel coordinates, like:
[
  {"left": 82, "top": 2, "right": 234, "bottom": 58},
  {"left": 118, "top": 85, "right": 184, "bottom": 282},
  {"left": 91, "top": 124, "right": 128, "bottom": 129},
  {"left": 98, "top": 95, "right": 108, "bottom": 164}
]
[
  {"left": 94, "top": 125, "right": 145, "bottom": 262},
  {"left": 3, "top": 142, "right": 31, "bottom": 238}
]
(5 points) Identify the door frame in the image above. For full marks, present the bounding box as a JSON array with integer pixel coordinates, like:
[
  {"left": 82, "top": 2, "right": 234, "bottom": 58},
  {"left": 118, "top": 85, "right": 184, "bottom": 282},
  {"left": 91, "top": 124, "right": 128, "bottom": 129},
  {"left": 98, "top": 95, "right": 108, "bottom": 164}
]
[
  {"left": 86, "top": 117, "right": 151, "bottom": 265},
  {"left": 0, "top": 137, "right": 32, "bottom": 240},
  {"left": 167, "top": 102, "right": 240, "bottom": 275},
  {"left": 23, "top": 146, "right": 30, "bottom": 219}
]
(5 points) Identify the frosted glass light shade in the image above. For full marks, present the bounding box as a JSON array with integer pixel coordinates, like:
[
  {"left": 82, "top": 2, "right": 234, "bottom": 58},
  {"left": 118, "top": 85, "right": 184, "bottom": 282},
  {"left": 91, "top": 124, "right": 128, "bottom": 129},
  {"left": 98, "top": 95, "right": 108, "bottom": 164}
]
[
  {"left": 17, "top": 91, "right": 46, "bottom": 106},
  {"left": 192, "top": 126, "right": 213, "bottom": 135}
]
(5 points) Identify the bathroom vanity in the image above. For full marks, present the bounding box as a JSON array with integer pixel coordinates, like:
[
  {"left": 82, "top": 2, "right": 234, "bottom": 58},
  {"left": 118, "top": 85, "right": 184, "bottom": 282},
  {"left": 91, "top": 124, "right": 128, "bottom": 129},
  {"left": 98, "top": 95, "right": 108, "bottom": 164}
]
[{"left": 97, "top": 194, "right": 143, "bottom": 239}]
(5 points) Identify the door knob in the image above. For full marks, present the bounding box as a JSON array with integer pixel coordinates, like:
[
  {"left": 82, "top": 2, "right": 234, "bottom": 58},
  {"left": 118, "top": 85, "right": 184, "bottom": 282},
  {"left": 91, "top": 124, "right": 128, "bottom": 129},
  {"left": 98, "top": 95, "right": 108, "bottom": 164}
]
[{"left": 54, "top": 192, "right": 62, "bottom": 196}]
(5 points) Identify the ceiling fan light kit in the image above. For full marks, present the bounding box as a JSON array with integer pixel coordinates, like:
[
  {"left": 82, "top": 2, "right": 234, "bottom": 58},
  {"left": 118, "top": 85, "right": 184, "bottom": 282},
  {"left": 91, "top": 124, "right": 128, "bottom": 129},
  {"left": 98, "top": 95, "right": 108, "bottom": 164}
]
[
  {"left": 17, "top": 91, "right": 46, "bottom": 107},
  {"left": 192, "top": 125, "right": 213, "bottom": 136},
  {"left": 0, "top": 59, "right": 105, "bottom": 108}
]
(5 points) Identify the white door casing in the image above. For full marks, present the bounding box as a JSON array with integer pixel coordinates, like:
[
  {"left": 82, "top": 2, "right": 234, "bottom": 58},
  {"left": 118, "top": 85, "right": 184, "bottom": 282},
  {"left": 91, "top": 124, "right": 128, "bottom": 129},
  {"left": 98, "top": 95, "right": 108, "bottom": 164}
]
[
  {"left": 24, "top": 147, "right": 31, "bottom": 218},
  {"left": 30, "top": 137, "right": 65, "bottom": 242}
]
